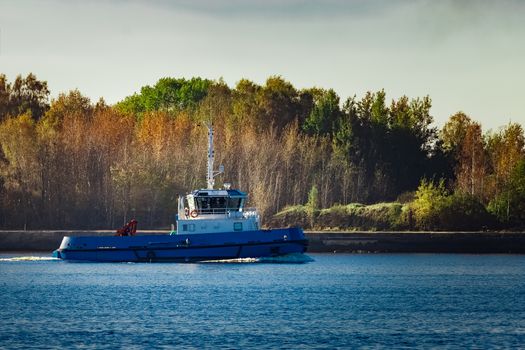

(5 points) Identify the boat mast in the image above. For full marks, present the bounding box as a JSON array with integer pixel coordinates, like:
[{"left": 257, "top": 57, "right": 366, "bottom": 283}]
[
  {"left": 206, "top": 122, "right": 215, "bottom": 189},
  {"left": 205, "top": 122, "right": 224, "bottom": 190}
]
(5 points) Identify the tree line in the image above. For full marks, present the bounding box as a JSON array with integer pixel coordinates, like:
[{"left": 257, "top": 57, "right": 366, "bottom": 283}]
[{"left": 0, "top": 73, "right": 523, "bottom": 230}]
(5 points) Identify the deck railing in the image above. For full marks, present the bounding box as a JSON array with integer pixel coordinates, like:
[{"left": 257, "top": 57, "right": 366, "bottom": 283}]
[{"left": 187, "top": 207, "right": 258, "bottom": 218}]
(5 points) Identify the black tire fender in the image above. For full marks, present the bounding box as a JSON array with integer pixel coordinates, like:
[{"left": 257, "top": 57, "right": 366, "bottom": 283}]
[{"left": 146, "top": 250, "right": 156, "bottom": 261}]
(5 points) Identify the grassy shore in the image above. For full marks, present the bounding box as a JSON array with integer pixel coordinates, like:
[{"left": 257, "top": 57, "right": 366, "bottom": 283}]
[
  {"left": 267, "top": 200, "right": 504, "bottom": 232},
  {"left": 268, "top": 202, "right": 407, "bottom": 231}
]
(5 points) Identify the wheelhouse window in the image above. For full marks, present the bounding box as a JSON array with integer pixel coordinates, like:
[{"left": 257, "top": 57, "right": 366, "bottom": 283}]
[
  {"left": 196, "top": 196, "right": 227, "bottom": 214},
  {"left": 227, "top": 198, "right": 242, "bottom": 211}
]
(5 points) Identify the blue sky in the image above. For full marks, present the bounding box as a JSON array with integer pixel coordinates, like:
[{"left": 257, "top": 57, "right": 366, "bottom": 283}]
[{"left": 1, "top": 0, "right": 523, "bottom": 130}]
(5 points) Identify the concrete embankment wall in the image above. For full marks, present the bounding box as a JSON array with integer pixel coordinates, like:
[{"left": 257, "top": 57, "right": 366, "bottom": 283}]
[
  {"left": 0, "top": 230, "right": 167, "bottom": 252},
  {"left": 1, "top": 230, "right": 525, "bottom": 253},
  {"left": 307, "top": 231, "right": 525, "bottom": 253}
]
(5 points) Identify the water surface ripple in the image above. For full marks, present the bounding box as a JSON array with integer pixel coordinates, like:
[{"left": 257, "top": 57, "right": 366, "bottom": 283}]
[{"left": 1, "top": 253, "right": 524, "bottom": 349}]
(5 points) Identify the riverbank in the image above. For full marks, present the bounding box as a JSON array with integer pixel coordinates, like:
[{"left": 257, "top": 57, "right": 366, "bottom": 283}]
[
  {"left": 307, "top": 231, "right": 525, "bottom": 253},
  {"left": 1, "top": 230, "right": 525, "bottom": 253}
]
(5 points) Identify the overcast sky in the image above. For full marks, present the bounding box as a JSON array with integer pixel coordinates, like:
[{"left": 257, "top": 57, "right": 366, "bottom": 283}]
[{"left": 1, "top": 0, "right": 523, "bottom": 130}]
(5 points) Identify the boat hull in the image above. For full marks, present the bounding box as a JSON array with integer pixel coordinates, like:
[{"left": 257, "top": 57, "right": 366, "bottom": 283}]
[{"left": 52, "top": 227, "right": 307, "bottom": 262}]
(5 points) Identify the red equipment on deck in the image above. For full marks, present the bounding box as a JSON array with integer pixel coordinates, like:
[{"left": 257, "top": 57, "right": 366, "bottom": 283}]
[{"left": 116, "top": 219, "right": 138, "bottom": 236}]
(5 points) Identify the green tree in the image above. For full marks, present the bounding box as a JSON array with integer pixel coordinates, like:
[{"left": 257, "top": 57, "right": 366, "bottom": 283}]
[
  {"left": 441, "top": 112, "right": 472, "bottom": 154},
  {"left": 303, "top": 89, "right": 341, "bottom": 136},
  {"left": 306, "top": 185, "right": 319, "bottom": 227},
  {"left": 0, "top": 113, "right": 41, "bottom": 228},
  {"left": 488, "top": 159, "right": 525, "bottom": 226},
  {"left": 0, "top": 73, "right": 50, "bottom": 121},
  {"left": 40, "top": 89, "right": 93, "bottom": 129},
  {"left": 231, "top": 79, "right": 262, "bottom": 131},
  {"left": 485, "top": 123, "right": 525, "bottom": 215},
  {"left": 257, "top": 76, "right": 301, "bottom": 131},
  {"left": 410, "top": 178, "right": 448, "bottom": 229},
  {"left": 115, "top": 77, "right": 211, "bottom": 116}
]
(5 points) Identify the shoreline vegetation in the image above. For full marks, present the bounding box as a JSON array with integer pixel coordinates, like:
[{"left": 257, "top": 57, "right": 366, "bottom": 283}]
[
  {"left": 1, "top": 73, "right": 525, "bottom": 232},
  {"left": 268, "top": 196, "right": 495, "bottom": 232}
]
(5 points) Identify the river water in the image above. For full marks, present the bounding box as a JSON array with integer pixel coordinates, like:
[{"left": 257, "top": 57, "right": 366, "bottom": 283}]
[{"left": 1, "top": 253, "right": 524, "bottom": 349}]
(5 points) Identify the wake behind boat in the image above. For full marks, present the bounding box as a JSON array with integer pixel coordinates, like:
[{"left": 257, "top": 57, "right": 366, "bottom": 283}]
[{"left": 52, "top": 123, "right": 308, "bottom": 262}]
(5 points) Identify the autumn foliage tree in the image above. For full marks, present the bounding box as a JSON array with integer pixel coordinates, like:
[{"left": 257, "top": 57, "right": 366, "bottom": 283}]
[{"left": 1, "top": 72, "right": 525, "bottom": 230}]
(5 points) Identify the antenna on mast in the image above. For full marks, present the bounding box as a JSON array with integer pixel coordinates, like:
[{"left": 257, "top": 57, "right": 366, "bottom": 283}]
[{"left": 206, "top": 122, "right": 224, "bottom": 189}]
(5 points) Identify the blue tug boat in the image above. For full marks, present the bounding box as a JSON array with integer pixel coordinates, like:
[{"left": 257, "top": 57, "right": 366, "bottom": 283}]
[{"left": 52, "top": 124, "right": 307, "bottom": 262}]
